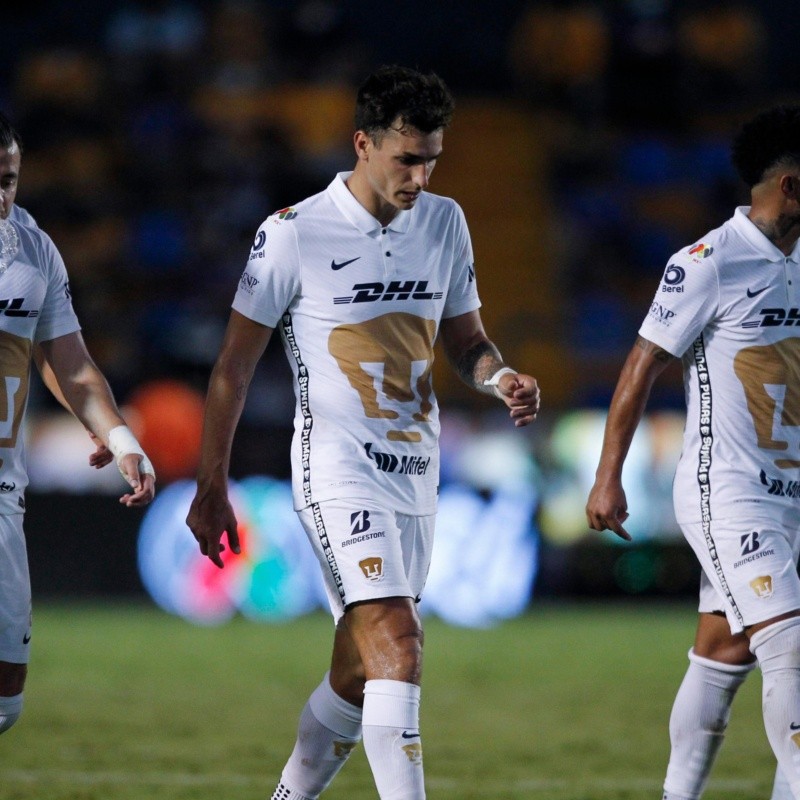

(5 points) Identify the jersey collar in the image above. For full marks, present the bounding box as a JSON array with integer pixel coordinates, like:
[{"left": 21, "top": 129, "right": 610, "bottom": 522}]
[
  {"left": 328, "top": 172, "right": 412, "bottom": 234},
  {"left": 733, "top": 206, "right": 800, "bottom": 264}
]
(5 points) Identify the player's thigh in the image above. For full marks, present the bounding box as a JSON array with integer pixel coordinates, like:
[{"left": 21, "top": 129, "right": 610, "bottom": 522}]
[
  {"left": 0, "top": 514, "right": 31, "bottom": 666},
  {"left": 298, "top": 500, "right": 433, "bottom": 621},
  {"left": 684, "top": 518, "right": 800, "bottom": 635}
]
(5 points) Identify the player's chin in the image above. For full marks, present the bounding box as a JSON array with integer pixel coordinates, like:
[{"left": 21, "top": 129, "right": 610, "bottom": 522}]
[{"left": 396, "top": 191, "right": 420, "bottom": 207}]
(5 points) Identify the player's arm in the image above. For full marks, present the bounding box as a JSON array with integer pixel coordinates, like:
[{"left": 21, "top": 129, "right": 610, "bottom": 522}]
[
  {"left": 32, "top": 343, "right": 112, "bottom": 469},
  {"left": 585, "top": 335, "right": 675, "bottom": 541},
  {"left": 438, "top": 309, "right": 539, "bottom": 427},
  {"left": 37, "top": 331, "right": 155, "bottom": 506},
  {"left": 186, "top": 309, "right": 273, "bottom": 568}
]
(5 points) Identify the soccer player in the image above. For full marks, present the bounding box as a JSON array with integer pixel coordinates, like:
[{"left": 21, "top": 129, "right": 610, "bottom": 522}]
[
  {"left": 0, "top": 112, "right": 156, "bottom": 735},
  {"left": 186, "top": 65, "right": 540, "bottom": 799},
  {"left": 586, "top": 104, "right": 800, "bottom": 799}
]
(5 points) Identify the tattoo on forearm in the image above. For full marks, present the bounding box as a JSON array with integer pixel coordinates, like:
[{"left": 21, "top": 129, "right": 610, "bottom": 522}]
[
  {"left": 456, "top": 340, "right": 503, "bottom": 389},
  {"left": 635, "top": 336, "right": 673, "bottom": 363},
  {"left": 235, "top": 381, "right": 247, "bottom": 401}
]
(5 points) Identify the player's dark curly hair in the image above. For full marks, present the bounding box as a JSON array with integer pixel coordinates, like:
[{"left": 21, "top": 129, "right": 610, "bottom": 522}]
[
  {"left": 0, "top": 111, "right": 21, "bottom": 152},
  {"left": 354, "top": 65, "right": 455, "bottom": 141},
  {"left": 732, "top": 105, "right": 800, "bottom": 187}
]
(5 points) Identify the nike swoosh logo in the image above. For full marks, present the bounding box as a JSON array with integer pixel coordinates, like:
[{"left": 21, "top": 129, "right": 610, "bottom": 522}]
[
  {"left": 401, "top": 731, "right": 420, "bottom": 739},
  {"left": 747, "top": 286, "right": 769, "bottom": 298},
  {"left": 22, "top": 633, "right": 31, "bottom": 644},
  {"left": 331, "top": 257, "right": 361, "bottom": 271},
  {"left": 791, "top": 722, "right": 800, "bottom": 730}
]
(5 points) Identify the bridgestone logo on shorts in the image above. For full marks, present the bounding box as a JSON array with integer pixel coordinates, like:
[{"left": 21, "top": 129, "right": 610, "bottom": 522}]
[
  {"left": 342, "top": 531, "right": 386, "bottom": 548},
  {"left": 734, "top": 549, "right": 774, "bottom": 569}
]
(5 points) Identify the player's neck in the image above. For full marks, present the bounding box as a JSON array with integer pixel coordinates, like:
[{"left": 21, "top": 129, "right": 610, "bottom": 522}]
[
  {"left": 345, "top": 170, "right": 399, "bottom": 227},
  {"left": 748, "top": 207, "right": 800, "bottom": 256}
]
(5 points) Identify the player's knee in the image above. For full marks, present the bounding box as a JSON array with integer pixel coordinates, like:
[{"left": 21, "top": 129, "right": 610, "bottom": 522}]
[
  {"left": 0, "top": 662, "right": 27, "bottom": 696},
  {"left": 0, "top": 693, "right": 23, "bottom": 734},
  {"left": 750, "top": 616, "right": 800, "bottom": 674}
]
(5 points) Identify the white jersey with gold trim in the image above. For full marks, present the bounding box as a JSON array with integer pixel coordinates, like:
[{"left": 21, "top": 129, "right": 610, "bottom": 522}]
[
  {"left": 0, "top": 206, "right": 81, "bottom": 513},
  {"left": 639, "top": 206, "right": 800, "bottom": 525},
  {"left": 233, "top": 172, "right": 480, "bottom": 514}
]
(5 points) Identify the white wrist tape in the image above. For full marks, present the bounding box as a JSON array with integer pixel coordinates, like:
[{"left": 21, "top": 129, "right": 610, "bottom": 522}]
[
  {"left": 107, "top": 425, "right": 155, "bottom": 481},
  {"left": 483, "top": 367, "right": 517, "bottom": 399}
]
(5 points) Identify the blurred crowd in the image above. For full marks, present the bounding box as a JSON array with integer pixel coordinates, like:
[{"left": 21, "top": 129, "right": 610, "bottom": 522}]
[{"left": 3, "top": 0, "right": 796, "bottom": 481}]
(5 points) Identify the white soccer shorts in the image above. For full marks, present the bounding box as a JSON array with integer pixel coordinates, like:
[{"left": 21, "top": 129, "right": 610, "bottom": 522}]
[
  {"left": 689, "top": 517, "right": 800, "bottom": 633},
  {"left": 0, "top": 514, "right": 31, "bottom": 663},
  {"left": 297, "top": 499, "right": 435, "bottom": 621}
]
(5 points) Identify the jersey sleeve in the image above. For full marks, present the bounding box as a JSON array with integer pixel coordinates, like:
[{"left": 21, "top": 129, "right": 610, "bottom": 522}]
[
  {"left": 232, "top": 217, "right": 301, "bottom": 327},
  {"left": 34, "top": 233, "right": 81, "bottom": 343},
  {"left": 442, "top": 201, "right": 481, "bottom": 319},
  {"left": 638, "top": 251, "right": 720, "bottom": 357}
]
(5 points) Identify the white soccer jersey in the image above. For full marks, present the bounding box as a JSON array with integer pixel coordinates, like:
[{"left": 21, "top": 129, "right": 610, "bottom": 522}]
[
  {"left": 0, "top": 206, "right": 81, "bottom": 514},
  {"left": 233, "top": 172, "right": 480, "bottom": 514},
  {"left": 639, "top": 206, "right": 800, "bottom": 525}
]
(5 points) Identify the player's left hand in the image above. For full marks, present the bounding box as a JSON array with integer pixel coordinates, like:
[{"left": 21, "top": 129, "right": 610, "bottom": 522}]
[
  {"left": 117, "top": 452, "right": 156, "bottom": 507},
  {"left": 87, "top": 431, "right": 113, "bottom": 469},
  {"left": 496, "top": 372, "right": 540, "bottom": 427}
]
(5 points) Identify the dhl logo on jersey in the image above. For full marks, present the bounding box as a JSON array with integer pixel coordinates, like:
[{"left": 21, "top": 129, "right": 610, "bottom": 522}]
[{"left": 0, "top": 298, "right": 37, "bottom": 318}]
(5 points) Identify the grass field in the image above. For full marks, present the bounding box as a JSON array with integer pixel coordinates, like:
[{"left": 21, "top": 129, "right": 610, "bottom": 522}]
[{"left": 0, "top": 601, "right": 775, "bottom": 800}]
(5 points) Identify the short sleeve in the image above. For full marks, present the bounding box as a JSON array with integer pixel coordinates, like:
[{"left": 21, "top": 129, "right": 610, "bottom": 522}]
[
  {"left": 638, "top": 252, "right": 720, "bottom": 356},
  {"left": 443, "top": 202, "right": 481, "bottom": 319},
  {"left": 34, "top": 234, "right": 81, "bottom": 343},
  {"left": 232, "top": 217, "right": 301, "bottom": 327}
]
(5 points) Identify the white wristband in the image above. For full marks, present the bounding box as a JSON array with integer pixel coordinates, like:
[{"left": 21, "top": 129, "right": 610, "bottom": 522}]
[
  {"left": 107, "top": 425, "right": 156, "bottom": 481},
  {"left": 483, "top": 367, "right": 517, "bottom": 399}
]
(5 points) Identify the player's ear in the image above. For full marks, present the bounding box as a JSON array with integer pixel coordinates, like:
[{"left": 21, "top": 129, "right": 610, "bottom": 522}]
[
  {"left": 353, "top": 130, "right": 371, "bottom": 162},
  {"left": 780, "top": 173, "right": 800, "bottom": 201}
]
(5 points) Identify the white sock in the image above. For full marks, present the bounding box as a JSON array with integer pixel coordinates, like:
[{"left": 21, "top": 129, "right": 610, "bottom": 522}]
[
  {"left": 362, "top": 679, "right": 425, "bottom": 800},
  {"left": 772, "top": 764, "right": 795, "bottom": 800},
  {"left": 272, "top": 673, "right": 362, "bottom": 800},
  {"left": 751, "top": 617, "right": 800, "bottom": 800},
  {"left": 0, "top": 692, "right": 23, "bottom": 734},
  {"left": 662, "top": 649, "right": 754, "bottom": 800}
]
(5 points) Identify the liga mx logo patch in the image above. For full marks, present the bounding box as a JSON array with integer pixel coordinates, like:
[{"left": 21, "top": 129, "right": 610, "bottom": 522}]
[{"left": 689, "top": 242, "right": 714, "bottom": 259}]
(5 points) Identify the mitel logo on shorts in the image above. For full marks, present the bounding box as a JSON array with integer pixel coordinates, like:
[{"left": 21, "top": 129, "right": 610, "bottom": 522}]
[
  {"left": 648, "top": 301, "right": 676, "bottom": 326},
  {"left": 334, "top": 281, "right": 443, "bottom": 305},
  {"left": 760, "top": 469, "right": 800, "bottom": 498},
  {"left": 239, "top": 271, "right": 260, "bottom": 294},
  {"left": 742, "top": 308, "right": 800, "bottom": 328},
  {"left": 0, "top": 298, "right": 37, "bottom": 317},
  {"left": 734, "top": 531, "right": 774, "bottom": 569},
  {"left": 364, "top": 443, "right": 430, "bottom": 476},
  {"left": 661, "top": 264, "right": 685, "bottom": 293},
  {"left": 689, "top": 243, "right": 714, "bottom": 259}
]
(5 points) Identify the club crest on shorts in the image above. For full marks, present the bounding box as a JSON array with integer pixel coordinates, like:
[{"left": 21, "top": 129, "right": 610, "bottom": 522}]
[
  {"left": 750, "top": 575, "right": 773, "bottom": 598},
  {"left": 359, "top": 556, "right": 383, "bottom": 581}
]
